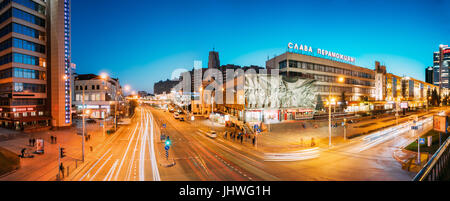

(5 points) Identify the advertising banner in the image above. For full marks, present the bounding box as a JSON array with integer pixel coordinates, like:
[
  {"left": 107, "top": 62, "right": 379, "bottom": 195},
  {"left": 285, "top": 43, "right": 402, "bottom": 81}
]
[
  {"left": 36, "top": 139, "right": 44, "bottom": 154},
  {"left": 433, "top": 115, "right": 448, "bottom": 133}
]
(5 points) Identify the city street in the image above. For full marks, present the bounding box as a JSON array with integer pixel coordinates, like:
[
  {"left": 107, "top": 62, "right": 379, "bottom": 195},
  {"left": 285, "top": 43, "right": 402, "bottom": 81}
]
[
  {"left": 149, "top": 106, "right": 421, "bottom": 181},
  {"left": 63, "top": 104, "right": 443, "bottom": 181}
]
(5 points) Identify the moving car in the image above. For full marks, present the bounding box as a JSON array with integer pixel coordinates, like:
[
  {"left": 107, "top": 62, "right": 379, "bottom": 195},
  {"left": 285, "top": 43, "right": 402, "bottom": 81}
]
[
  {"left": 174, "top": 112, "right": 180, "bottom": 119},
  {"left": 205, "top": 131, "right": 217, "bottom": 139}
]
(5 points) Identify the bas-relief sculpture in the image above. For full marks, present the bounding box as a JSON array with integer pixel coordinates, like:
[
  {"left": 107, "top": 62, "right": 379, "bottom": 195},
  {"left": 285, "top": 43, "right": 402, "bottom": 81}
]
[{"left": 244, "top": 75, "right": 317, "bottom": 110}]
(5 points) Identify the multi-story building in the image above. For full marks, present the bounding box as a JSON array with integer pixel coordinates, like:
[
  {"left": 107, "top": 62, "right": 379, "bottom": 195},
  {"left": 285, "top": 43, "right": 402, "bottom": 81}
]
[
  {"left": 0, "top": 0, "right": 72, "bottom": 130},
  {"left": 266, "top": 52, "right": 376, "bottom": 106},
  {"left": 73, "top": 74, "right": 123, "bottom": 119},
  {"left": 376, "top": 63, "right": 438, "bottom": 111},
  {"left": 426, "top": 66, "right": 434, "bottom": 85},
  {"left": 208, "top": 50, "right": 220, "bottom": 69},
  {"left": 137, "top": 91, "right": 148, "bottom": 98},
  {"left": 153, "top": 79, "right": 180, "bottom": 95},
  {"left": 432, "top": 45, "right": 450, "bottom": 94}
]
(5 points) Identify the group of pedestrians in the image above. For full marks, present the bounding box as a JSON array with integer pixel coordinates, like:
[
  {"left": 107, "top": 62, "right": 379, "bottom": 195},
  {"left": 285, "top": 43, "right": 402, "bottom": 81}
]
[
  {"left": 85, "top": 134, "right": 92, "bottom": 142},
  {"left": 28, "top": 138, "right": 36, "bottom": 147},
  {"left": 50, "top": 135, "right": 58, "bottom": 144},
  {"left": 223, "top": 130, "right": 257, "bottom": 146}
]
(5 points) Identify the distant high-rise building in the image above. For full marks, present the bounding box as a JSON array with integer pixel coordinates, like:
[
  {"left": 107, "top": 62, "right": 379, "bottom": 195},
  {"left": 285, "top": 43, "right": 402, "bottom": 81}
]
[
  {"left": 208, "top": 50, "right": 220, "bottom": 69},
  {"left": 0, "top": 0, "right": 72, "bottom": 130},
  {"left": 432, "top": 45, "right": 450, "bottom": 91},
  {"left": 426, "top": 66, "right": 434, "bottom": 84}
]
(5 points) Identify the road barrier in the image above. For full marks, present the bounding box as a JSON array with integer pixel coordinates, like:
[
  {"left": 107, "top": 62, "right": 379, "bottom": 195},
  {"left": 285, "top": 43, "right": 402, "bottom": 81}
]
[{"left": 413, "top": 136, "right": 450, "bottom": 181}]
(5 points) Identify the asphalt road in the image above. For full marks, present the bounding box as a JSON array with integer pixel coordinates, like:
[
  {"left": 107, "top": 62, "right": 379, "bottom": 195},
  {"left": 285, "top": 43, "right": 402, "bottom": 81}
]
[
  {"left": 70, "top": 107, "right": 160, "bottom": 181},
  {"left": 69, "top": 105, "right": 435, "bottom": 181}
]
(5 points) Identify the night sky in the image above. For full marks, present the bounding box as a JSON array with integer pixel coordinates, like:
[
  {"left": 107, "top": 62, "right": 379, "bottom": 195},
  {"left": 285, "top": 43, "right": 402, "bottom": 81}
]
[{"left": 71, "top": 0, "right": 450, "bottom": 93}]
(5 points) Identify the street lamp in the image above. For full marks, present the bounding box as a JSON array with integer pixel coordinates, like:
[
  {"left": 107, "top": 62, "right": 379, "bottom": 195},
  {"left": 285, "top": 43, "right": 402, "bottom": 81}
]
[
  {"left": 74, "top": 76, "right": 87, "bottom": 162},
  {"left": 199, "top": 87, "right": 204, "bottom": 115},
  {"left": 329, "top": 76, "right": 345, "bottom": 148}
]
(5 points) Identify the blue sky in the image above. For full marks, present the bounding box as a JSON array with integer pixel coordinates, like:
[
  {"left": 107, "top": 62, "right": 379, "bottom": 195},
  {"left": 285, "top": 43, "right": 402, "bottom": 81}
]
[{"left": 72, "top": 0, "right": 450, "bottom": 93}]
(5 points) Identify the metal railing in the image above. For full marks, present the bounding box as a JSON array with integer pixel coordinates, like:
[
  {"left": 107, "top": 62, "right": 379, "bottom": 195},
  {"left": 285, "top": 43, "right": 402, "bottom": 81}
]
[{"left": 413, "top": 136, "right": 450, "bottom": 181}]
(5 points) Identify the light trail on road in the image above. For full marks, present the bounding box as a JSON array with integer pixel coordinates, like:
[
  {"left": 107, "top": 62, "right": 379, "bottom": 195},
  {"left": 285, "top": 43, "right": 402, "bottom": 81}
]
[
  {"left": 351, "top": 116, "right": 433, "bottom": 153},
  {"left": 264, "top": 148, "right": 321, "bottom": 162}
]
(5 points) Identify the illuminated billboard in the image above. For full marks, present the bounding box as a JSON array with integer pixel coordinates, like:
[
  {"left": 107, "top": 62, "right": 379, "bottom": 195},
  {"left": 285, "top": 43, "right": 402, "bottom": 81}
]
[{"left": 433, "top": 115, "right": 448, "bottom": 133}]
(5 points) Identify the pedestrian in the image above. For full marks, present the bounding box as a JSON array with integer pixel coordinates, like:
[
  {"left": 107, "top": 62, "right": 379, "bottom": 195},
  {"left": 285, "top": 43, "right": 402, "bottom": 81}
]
[
  {"left": 28, "top": 138, "right": 32, "bottom": 146},
  {"left": 32, "top": 138, "right": 35, "bottom": 147},
  {"left": 60, "top": 163, "right": 65, "bottom": 179},
  {"left": 240, "top": 135, "right": 243, "bottom": 144},
  {"left": 21, "top": 148, "right": 26, "bottom": 158},
  {"left": 252, "top": 137, "right": 255, "bottom": 146},
  {"left": 54, "top": 136, "right": 57, "bottom": 144},
  {"left": 50, "top": 136, "right": 54, "bottom": 144}
]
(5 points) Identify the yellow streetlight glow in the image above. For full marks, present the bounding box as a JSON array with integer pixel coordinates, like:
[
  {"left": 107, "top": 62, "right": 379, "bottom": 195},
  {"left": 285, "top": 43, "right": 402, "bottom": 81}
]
[
  {"left": 124, "top": 85, "right": 131, "bottom": 92},
  {"left": 338, "top": 77, "right": 345, "bottom": 83},
  {"left": 100, "top": 73, "right": 108, "bottom": 80}
]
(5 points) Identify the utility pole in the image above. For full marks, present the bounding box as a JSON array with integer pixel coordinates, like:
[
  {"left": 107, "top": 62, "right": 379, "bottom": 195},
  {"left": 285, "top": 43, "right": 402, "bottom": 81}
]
[
  {"left": 82, "top": 87, "right": 85, "bottom": 162},
  {"left": 417, "top": 126, "right": 420, "bottom": 165},
  {"left": 343, "top": 118, "right": 347, "bottom": 141},
  {"left": 57, "top": 145, "right": 61, "bottom": 180}
]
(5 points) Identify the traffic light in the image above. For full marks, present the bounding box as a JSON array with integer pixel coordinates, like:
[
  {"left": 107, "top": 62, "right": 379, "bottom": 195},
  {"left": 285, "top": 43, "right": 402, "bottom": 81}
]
[
  {"left": 165, "top": 139, "right": 171, "bottom": 147},
  {"left": 60, "top": 147, "right": 66, "bottom": 159}
]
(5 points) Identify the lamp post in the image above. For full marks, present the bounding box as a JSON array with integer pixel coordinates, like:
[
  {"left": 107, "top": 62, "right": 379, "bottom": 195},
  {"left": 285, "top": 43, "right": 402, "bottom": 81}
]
[
  {"left": 329, "top": 77, "right": 345, "bottom": 148},
  {"left": 199, "top": 87, "right": 203, "bottom": 115},
  {"left": 81, "top": 83, "right": 86, "bottom": 162}
]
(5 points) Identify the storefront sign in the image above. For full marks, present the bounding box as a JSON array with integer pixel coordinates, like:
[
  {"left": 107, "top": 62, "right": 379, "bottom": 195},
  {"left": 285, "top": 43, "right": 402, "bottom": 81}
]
[{"left": 288, "top": 42, "right": 356, "bottom": 63}]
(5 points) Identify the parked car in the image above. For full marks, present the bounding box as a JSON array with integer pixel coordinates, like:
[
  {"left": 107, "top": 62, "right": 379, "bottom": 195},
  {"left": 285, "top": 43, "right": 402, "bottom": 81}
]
[
  {"left": 86, "top": 119, "right": 97, "bottom": 124},
  {"left": 179, "top": 117, "right": 185, "bottom": 121}
]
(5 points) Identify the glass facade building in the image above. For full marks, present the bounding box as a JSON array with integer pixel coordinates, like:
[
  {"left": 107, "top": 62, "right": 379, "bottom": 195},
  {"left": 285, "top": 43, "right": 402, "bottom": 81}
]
[
  {"left": 433, "top": 45, "right": 450, "bottom": 91},
  {"left": 0, "top": 0, "right": 72, "bottom": 130}
]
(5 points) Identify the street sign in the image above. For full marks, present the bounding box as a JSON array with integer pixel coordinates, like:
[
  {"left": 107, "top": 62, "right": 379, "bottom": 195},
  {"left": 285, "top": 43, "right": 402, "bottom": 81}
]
[
  {"left": 163, "top": 124, "right": 166, "bottom": 129},
  {"left": 419, "top": 138, "right": 426, "bottom": 145},
  {"left": 160, "top": 134, "right": 166, "bottom": 141},
  {"left": 411, "top": 126, "right": 419, "bottom": 130},
  {"left": 165, "top": 145, "right": 170, "bottom": 151}
]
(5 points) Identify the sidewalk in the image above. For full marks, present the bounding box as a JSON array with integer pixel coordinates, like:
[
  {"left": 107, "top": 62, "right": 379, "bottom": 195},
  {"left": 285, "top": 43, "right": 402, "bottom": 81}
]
[
  {"left": 186, "top": 109, "right": 439, "bottom": 154},
  {"left": 0, "top": 120, "right": 114, "bottom": 181}
]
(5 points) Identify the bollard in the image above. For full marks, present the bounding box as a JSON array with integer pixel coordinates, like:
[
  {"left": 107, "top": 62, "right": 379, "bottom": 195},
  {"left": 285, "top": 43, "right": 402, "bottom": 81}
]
[{"left": 67, "top": 166, "right": 70, "bottom": 177}]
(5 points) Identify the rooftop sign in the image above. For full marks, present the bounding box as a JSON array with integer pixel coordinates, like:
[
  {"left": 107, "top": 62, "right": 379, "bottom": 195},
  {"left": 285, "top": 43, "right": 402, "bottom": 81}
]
[{"left": 288, "top": 42, "right": 356, "bottom": 64}]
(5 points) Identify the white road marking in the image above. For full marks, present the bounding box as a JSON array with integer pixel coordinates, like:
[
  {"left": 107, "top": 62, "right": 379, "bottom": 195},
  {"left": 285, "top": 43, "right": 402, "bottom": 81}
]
[
  {"left": 90, "top": 154, "right": 113, "bottom": 181},
  {"left": 113, "top": 121, "right": 139, "bottom": 180},
  {"left": 79, "top": 148, "right": 112, "bottom": 181}
]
